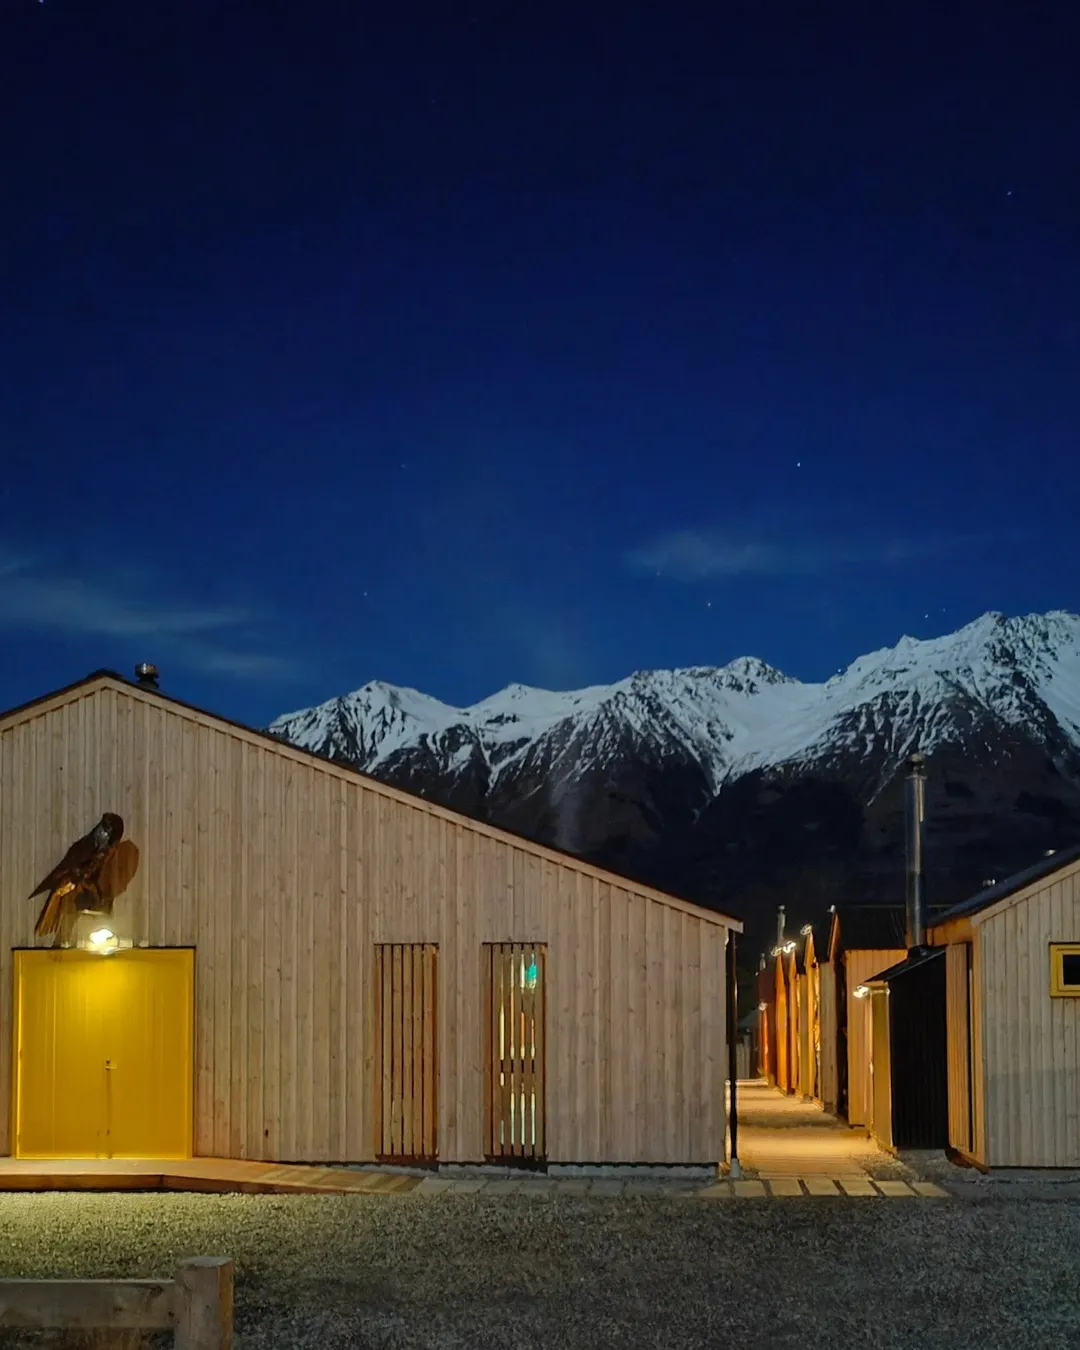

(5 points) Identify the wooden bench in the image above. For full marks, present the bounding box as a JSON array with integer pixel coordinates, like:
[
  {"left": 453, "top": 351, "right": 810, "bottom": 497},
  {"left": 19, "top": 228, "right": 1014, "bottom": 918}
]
[{"left": 0, "top": 1255, "right": 233, "bottom": 1347}]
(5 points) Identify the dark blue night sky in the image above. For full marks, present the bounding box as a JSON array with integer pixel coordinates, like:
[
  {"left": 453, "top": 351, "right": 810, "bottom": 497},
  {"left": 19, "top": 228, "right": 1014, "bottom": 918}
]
[{"left": 2, "top": 0, "right": 1078, "bottom": 726}]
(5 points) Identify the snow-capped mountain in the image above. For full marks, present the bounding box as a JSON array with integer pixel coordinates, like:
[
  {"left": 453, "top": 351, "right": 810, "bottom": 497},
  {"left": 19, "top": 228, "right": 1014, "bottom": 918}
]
[{"left": 269, "top": 610, "right": 1080, "bottom": 941}]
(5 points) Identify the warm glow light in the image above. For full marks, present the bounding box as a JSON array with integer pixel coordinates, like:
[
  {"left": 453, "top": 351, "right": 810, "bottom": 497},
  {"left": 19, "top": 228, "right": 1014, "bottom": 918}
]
[
  {"left": 783, "top": 941, "right": 796, "bottom": 953},
  {"left": 800, "top": 924, "right": 812, "bottom": 936},
  {"left": 87, "top": 927, "right": 119, "bottom": 955},
  {"left": 757, "top": 1001, "right": 767, "bottom": 1012},
  {"left": 853, "top": 984, "right": 870, "bottom": 999}
]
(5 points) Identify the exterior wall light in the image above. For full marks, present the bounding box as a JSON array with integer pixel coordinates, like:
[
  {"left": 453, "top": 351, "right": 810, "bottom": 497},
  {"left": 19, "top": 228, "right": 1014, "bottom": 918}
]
[
  {"left": 87, "top": 927, "right": 119, "bottom": 955},
  {"left": 853, "top": 984, "right": 870, "bottom": 999}
]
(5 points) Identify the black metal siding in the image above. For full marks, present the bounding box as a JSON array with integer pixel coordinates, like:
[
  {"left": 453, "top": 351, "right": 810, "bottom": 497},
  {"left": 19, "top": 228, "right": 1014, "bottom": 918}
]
[{"left": 888, "top": 951, "right": 948, "bottom": 1149}]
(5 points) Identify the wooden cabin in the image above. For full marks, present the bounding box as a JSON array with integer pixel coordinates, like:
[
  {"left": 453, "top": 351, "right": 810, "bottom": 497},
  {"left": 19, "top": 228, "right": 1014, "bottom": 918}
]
[
  {"left": 770, "top": 940, "right": 799, "bottom": 1093},
  {"left": 863, "top": 948, "right": 949, "bottom": 1153},
  {"left": 794, "top": 952, "right": 811, "bottom": 1099},
  {"left": 826, "top": 906, "right": 907, "bottom": 1127},
  {"left": 796, "top": 921, "right": 828, "bottom": 1104},
  {"left": 755, "top": 962, "right": 775, "bottom": 1082},
  {"left": 0, "top": 669, "right": 742, "bottom": 1168},
  {"left": 808, "top": 918, "right": 839, "bottom": 1112},
  {"left": 926, "top": 846, "right": 1080, "bottom": 1169}
]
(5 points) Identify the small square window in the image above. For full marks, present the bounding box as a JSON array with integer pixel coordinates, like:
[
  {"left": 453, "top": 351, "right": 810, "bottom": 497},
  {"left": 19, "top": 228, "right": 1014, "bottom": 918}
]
[{"left": 1049, "top": 944, "right": 1080, "bottom": 998}]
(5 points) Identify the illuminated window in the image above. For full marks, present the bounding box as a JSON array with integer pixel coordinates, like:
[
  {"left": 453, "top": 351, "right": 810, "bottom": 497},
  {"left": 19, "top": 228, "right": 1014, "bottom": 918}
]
[{"left": 1049, "top": 944, "right": 1080, "bottom": 998}]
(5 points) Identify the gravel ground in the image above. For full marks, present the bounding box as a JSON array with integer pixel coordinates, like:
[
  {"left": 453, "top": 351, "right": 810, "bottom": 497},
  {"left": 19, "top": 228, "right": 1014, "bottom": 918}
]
[{"left": 0, "top": 1191, "right": 1079, "bottom": 1350}]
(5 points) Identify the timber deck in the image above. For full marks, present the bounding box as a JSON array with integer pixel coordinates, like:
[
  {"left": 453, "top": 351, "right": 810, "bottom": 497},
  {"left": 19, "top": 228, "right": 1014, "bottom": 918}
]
[{"left": 0, "top": 1157, "right": 421, "bottom": 1195}]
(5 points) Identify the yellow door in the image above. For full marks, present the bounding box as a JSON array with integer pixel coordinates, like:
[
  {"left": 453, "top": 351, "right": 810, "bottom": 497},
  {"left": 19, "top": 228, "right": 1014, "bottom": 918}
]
[{"left": 14, "top": 948, "right": 194, "bottom": 1160}]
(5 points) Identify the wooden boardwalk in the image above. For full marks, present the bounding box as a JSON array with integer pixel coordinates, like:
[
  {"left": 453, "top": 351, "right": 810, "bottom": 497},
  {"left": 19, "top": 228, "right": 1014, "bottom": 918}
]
[{"left": 0, "top": 1157, "right": 421, "bottom": 1196}]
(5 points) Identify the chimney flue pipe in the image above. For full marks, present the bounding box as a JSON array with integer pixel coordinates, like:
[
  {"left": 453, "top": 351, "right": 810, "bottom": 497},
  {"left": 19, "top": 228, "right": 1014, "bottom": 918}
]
[{"left": 905, "top": 752, "right": 927, "bottom": 951}]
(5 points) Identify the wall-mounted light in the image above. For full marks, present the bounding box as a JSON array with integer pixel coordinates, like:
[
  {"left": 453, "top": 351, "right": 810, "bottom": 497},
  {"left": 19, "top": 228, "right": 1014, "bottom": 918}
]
[
  {"left": 86, "top": 927, "right": 119, "bottom": 955},
  {"left": 853, "top": 984, "right": 870, "bottom": 999},
  {"left": 782, "top": 940, "right": 796, "bottom": 954},
  {"left": 757, "top": 1001, "right": 767, "bottom": 1012},
  {"left": 800, "top": 924, "right": 812, "bottom": 936}
]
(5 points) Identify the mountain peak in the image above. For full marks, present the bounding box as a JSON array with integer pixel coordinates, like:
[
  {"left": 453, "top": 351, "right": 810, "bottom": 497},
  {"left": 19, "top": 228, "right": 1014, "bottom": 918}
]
[
  {"left": 267, "top": 607, "right": 1080, "bottom": 939},
  {"left": 269, "top": 607, "right": 1080, "bottom": 801}
]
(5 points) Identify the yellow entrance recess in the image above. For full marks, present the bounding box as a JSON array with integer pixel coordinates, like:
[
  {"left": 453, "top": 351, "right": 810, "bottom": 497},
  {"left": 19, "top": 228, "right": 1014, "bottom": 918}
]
[{"left": 13, "top": 948, "right": 194, "bottom": 1160}]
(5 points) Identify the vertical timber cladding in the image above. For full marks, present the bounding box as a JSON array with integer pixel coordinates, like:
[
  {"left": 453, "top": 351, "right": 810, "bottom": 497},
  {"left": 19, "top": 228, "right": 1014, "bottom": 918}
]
[
  {"left": 946, "top": 941, "right": 974, "bottom": 1154},
  {"left": 373, "top": 944, "right": 438, "bottom": 1161},
  {"left": 484, "top": 942, "right": 546, "bottom": 1161}
]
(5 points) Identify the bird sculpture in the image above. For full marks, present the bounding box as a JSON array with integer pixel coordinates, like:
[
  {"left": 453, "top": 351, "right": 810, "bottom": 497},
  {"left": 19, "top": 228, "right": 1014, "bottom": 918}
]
[{"left": 30, "top": 813, "right": 140, "bottom": 947}]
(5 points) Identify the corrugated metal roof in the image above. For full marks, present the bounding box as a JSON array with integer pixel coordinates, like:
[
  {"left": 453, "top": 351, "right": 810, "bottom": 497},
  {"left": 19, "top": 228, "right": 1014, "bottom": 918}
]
[{"left": 928, "top": 842, "right": 1080, "bottom": 926}]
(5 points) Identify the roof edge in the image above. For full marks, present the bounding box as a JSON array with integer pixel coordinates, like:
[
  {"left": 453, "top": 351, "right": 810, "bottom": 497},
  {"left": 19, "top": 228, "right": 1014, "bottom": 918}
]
[
  {"left": 864, "top": 946, "right": 945, "bottom": 986},
  {"left": 928, "top": 842, "right": 1080, "bottom": 928},
  {"left": 2, "top": 670, "right": 743, "bottom": 933}
]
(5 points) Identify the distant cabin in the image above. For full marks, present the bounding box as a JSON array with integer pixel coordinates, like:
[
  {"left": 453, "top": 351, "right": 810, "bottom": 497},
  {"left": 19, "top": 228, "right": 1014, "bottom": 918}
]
[
  {"left": 825, "top": 906, "right": 909, "bottom": 1126},
  {"left": 757, "top": 939, "right": 799, "bottom": 1094},
  {"left": 754, "top": 920, "right": 827, "bottom": 1103}
]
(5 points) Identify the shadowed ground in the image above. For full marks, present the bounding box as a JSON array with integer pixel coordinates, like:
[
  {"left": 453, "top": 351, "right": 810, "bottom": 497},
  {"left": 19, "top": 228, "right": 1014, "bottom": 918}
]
[{"left": 0, "top": 1189, "right": 1077, "bottom": 1349}]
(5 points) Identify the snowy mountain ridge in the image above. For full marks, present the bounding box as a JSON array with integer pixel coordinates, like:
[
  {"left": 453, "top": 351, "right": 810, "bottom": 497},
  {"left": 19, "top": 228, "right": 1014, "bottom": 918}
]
[{"left": 270, "top": 609, "right": 1080, "bottom": 800}]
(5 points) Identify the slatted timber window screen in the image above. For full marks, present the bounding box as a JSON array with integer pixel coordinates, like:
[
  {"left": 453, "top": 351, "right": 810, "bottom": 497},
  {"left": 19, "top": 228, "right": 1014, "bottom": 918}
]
[
  {"left": 483, "top": 942, "right": 546, "bottom": 1160},
  {"left": 373, "top": 943, "right": 439, "bottom": 1161}
]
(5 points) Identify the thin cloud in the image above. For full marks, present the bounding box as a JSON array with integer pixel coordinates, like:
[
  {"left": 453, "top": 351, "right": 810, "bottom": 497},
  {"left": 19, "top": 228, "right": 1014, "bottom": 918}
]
[
  {"left": 185, "top": 648, "right": 300, "bottom": 679},
  {"left": 626, "top": 526, "right": 985, "bottom": 582},
  {"left": 0, "top": 554, "right": 297, "bottom": 681}
]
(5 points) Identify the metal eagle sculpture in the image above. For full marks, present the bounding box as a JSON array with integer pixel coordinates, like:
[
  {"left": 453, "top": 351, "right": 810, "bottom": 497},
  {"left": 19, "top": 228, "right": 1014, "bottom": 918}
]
[{"left": 30, "top": 812, "right": 140, "bottom": 947}]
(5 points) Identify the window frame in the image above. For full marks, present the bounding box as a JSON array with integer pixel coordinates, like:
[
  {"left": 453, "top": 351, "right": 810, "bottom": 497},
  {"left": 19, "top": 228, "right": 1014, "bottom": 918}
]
[{"left": 1049, "top": 943, "right": 1080, "bottom": 998}]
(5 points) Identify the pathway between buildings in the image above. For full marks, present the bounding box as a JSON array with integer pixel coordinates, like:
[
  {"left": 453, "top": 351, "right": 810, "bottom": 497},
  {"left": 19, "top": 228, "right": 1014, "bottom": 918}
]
[{"left": 736, "top": 1078, "right": 889, "bottom": 1182}]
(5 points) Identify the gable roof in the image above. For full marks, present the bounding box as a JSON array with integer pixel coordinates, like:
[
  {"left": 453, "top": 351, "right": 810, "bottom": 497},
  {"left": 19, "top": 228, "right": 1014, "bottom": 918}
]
[
  {"left": 800, "top": 918, "right": 830, "bottom": 968},
  {"left": 0, "top": 670, "right": 742, "bottom": 932},
  {"left": 927, "top": 842, "right": 1080, "bottom": 928},
  {"left": 831, "top": 902, "right": 951, "bottom": 956},
  {"left": 831, "top": 904, "right": 908, "bottom": 953},
  {"left": 864, "top": 945, "right": 945, "bottom": 988}
]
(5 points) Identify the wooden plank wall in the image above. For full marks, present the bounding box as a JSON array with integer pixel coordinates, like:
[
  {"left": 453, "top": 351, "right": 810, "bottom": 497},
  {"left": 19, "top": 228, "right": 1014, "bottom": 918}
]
[
  {"left": 0, "top": 683, "right": 732, "bottom": 1164},
  {"left": 945, "top": 941, "right": 972, "bottom": 1154},
  {"left": 868, "top": 989, "right": 892, "bottom": 1149},
  {"left": 979, "top": 872, "right": 1080, "bottom": 1167},
  {"left": 817, "top": 962, "right": 837, "bottom": 1111},
  {"left": 773, "top": 959, "right": 789, "bottom": 1090},
  {"left": 797, "top": 975, "right": 811, "bottom": 1098},
  {"left": 787, "top": 959, "right": 799, "bottom": 1094},
  {"left": 844, "top": 949, "right": 905, "bottom": 1126},
  {"left": 373, "top": 943, "right": 438, "bottom": 1161}
]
